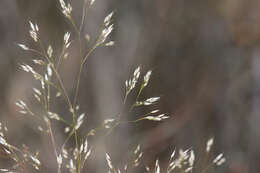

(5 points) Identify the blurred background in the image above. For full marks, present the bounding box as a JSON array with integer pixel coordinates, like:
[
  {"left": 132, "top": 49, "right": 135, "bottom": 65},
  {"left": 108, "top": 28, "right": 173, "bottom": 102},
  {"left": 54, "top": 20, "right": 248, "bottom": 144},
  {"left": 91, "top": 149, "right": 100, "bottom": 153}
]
[{"left": 0, "top": 0, "right": 258, "bottom": 172}]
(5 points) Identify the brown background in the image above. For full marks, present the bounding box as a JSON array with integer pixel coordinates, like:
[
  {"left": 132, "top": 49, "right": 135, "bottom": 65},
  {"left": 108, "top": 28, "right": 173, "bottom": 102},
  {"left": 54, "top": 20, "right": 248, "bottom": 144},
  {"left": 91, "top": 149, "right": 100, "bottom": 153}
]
[{"left": 0, "top": 0, "right": 258, "bottom": 172}]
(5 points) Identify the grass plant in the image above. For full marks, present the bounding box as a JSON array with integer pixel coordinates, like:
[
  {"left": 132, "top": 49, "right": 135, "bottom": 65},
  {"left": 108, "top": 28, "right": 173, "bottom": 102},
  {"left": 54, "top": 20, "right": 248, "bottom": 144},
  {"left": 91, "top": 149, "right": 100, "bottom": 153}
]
[{"left": 0, "top": 0, "right": 225, "bottom": 172}]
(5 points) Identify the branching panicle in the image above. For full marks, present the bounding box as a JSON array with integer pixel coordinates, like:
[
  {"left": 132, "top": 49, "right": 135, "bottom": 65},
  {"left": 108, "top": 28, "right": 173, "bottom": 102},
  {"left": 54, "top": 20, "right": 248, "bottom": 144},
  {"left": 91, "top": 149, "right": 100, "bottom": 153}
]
[{"left": 5, "top": 0, "right": 226, "bottom": 173}]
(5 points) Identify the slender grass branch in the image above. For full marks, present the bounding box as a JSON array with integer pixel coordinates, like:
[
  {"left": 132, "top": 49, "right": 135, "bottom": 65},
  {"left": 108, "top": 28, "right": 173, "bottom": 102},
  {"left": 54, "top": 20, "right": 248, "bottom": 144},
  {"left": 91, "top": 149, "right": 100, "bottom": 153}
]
[
  {"left": 73, "top": 45, "right": 98, "bottom": 108},
  {"left": 56, "top": 44, "right": 65, "bottom": 70},
  {"left": 80, "top": 0, "right": 89, "bottom": 34}
]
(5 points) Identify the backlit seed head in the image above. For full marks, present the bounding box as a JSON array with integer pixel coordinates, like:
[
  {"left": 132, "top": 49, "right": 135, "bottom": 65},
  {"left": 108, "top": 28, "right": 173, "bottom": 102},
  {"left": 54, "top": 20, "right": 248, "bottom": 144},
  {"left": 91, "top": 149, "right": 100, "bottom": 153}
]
[
  {"left": 143, "top": 70, "right": 152, "bottom": 87},
  {"left": 29, "top": 21, "right": 39, "bottom": 42},
  {"left": 47, "top": 45, "right": 53, "bottom": 58},
  {"left": 47, "top": 64, "right": 52, "bottom": 77},
  {"left": 90, "top": 0, "right": 95, "bottom": 6},
  {"left": 206, "top": 138, "right": 214, "bottom": 153},
  {"left": 17, "top": 43, "right": 29, "bottom": 50},
  {"left": 59, "top": 0, "right": 72, "bottom": 18}
]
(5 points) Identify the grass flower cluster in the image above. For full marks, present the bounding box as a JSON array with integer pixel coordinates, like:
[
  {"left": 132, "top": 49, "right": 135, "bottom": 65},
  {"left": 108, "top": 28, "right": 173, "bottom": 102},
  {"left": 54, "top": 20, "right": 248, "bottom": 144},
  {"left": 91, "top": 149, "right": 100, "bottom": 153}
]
[{"left": 0, "top": 0, "right": 225, "bottom": 172}]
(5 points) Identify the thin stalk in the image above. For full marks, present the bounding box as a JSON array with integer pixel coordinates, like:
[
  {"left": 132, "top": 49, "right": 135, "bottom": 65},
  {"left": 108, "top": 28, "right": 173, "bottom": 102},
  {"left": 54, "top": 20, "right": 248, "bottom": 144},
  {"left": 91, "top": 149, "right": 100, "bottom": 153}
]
[
  {"left": 70, "top": 16, "right": 83, "bottom": 71},
  {"left": 46, "top": 120, "right": 58, "bottom": 166},
  {"left": 123, "top": 91, "right": 129, "bottom": 105},
  {"left": 79, "top": 0, "right": 89, "bottom": 33},
  {"left": 51, "top": 65, "right": 73, "bottom": 110},
  {"left": 67, "top": 4, "right": 93, "bottom": 110},
  {"left": 136, "top": 85, "right": 144, "bottom": 102},
  {"left": 38, "top": 40, "right": 79, "bottom": 172},
  {"left": 40, "top": 74, "right": 48, "bottom": 112},
  {"left": 39, "top": 39, "right": 72, "bottom": 110},
  {"left": 56, "top": 44, "right": 65, "bottom": 70},
  {"left": 77, "top": 138, "right": 83, "bottom": 173},
  {"left": 47, "top": 81, "right": 50, "bottom": 110},
  {"left": 42, "top": 73, "right": 58, "bottom": 173},
  {"left": 61, "top": 129, "right": 75, "bottom": 150},
  {"left": 129, "top": 103, "right": 136, "bottom": 113},
  {"left": 52, "top": 66, "right": 80, "bottom": 162},
  {"left": 70, "top": 17, "right": 80, "bottom": 36},
  {"left": 73, "top": 20, "right": 106, "bottom": 108},
  {"left": 73, "top": 45, "right": 97, "bottom": 108}
]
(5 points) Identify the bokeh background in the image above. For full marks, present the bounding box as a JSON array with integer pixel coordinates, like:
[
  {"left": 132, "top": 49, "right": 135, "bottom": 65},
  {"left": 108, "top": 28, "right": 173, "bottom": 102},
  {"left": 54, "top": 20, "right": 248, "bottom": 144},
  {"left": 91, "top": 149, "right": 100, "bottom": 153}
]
[{"left": 0, "top": 0, "right": 258, "bottom": 172}]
